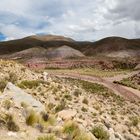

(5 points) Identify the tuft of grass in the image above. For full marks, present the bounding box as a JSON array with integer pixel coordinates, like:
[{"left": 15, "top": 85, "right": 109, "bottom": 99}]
[
  {"left": 74, "top": 131, "right": 91, "bottom": 140},
  {"left": 17, "top": 80, "right": 45, "bottom": 89},
  {"left": 63, "top": 121, "right": 91, "bottom": 140},
  {"left": 91, "top": 125, "right": 109, "bottom": 140},
  {"left": 37, "top": 134, "right": 56, "bottom": 140},
  {"left": 63, "top": 94, "right": 72, "bottom": 101},
  {"left": 26, "top": 110, "right": 39, "bottom": 126},
  {"left": 0, "top": 79, "right": 7, "bottom": 92},
  {"left": 82, "top": 97, "right": 88, "bottom": 104},
  {"left": 55, "top": 100, "right": 66, "bottom": 113},
  {"left": 81, "top": 107, "right": 88, "bottom": 112},
  {"left": 2, "top": 99, "right": 12, "bottom": 110},
  {"left": 9, "top": 72, "right": 18, "bottom": 84},
  {"left": 129, "top": 116, "right": 139, "bottom": 126},
  {"left": 63, "top": 121, "right": 79, "bottom": 137},
  {"left": 4, "top": 114, "right": 19, "bottom": 132},
  {"left": 73, "top": 89, "right": 82, "bottom": 97}
]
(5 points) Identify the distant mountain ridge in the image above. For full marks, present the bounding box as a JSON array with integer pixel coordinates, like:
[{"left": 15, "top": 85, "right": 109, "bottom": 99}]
[{"left": 0, "top": 35, "right": 140, "bottom": 60}]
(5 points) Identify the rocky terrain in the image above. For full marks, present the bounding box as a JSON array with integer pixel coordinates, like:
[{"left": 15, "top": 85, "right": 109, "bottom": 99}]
[{"left": 0, "top": 60, "right": 140, "bottom": 140}]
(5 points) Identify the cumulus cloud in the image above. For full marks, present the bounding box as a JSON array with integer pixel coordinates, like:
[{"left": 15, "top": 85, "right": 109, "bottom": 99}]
[{"left": 0, "top": 0, "right": 139, "bottom": 41}]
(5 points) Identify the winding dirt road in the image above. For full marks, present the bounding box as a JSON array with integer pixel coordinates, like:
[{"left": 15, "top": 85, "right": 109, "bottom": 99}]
[{"left": 51, "top": 71, "right": 140, "bottom": 101}]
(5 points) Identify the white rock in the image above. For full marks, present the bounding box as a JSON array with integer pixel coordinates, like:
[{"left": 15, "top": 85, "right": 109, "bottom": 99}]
[
  {"left": 7, "top": 132, "right": 18, "bottom": 137},
  {"left": 43, "top": 72, "right": 48, "bottom": 81},
  {"left": 58, "top": 110, "right": 77, "bottom": 120},
  {"left": 2, "top": 82, "right": 45, "bottom": 113}
]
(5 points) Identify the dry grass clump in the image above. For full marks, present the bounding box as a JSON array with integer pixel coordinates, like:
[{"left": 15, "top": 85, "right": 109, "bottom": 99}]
[
  {"left": 82, "top": 97, "right": 88, "bottom": 104},
  {"left": 91, "top": 125, "right": 109, "bottom": 140},
  {"left": 0, "top": 79, "right": 7, "bottom": 92},
  {"left": 129, "top": 116, "right": 139, "bottom": 126},
  {"left": 26, "top": 110, "right": 39, "bottom": 126},
  {"left": 37, "top": 134, "right": 56, "bottom": 140},
  {"left": 63, "top": 120, "right": 92, "bottom": 140},
  {"left": 0, "top": 113, "right": 20, "bottom": 132},
  {"left": 2, "top": 99, "right": 12, "bottom": 110},
  {"left": 18, "top": 80, "right": 45, "bottom": 89}
]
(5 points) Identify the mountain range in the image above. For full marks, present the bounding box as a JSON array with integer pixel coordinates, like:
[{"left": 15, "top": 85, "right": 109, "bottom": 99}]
[{"left": 0, "top": 35, "right": 140, "bottom": 62}]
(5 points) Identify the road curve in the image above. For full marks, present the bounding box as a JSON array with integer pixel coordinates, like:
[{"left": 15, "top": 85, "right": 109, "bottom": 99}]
[{"left": 51, "top": 72, "right": 140, "bottom": 101}]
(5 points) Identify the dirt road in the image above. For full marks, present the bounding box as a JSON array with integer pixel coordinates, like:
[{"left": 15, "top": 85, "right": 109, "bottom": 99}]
[{"left": 51, "top": 71, "right": 140, "bottom": 101}]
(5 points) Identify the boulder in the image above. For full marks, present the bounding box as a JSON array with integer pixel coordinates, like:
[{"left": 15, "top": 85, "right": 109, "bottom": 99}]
[
  {"left": 1, "top": 82, "right": 45, "bottom": 113},
  {"left": 58, "top": 110, "right": 77, "bottom": 120}
]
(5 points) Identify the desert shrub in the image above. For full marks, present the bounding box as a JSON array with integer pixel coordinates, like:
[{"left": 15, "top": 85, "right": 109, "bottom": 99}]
[
  {"left": 74, "top": 131, "right": 91, "bottom": 140},
  {"left": 2, "top": 99, "right": 12, "bottom": 110},
  {"left": 47, "top": 103, "right": 55, "bottom": 110},
  {"left": 37, "top": 134, "right": 56, "bottom": 140},
  {"left": 55, "top": 100, "right": 66, "bottom": 113},
  {"left": 64, "top": 94, "right": 72, "bottom": 101},
  {"left": 5, "top": 114, "right": 19, "bottom": 132},
  {"left": 129, "top": 116, "right": 139, "bottom": 126},
  {"left": 73, "top": 89, "right": 82, "bottom": 97},
  {"left": 82, "top": 97, "right": 88, "bottom": 104},
  {"left": 81, "top": 107, "right": 87, "bottom": 112},
  {"left": 9, "top": 72, "right": 18, "bottom": 84},
  {"left": 26, "top": 110, "right": 38, "bottom": 126},
  {"left": 0, "top": 80, "right": 7, "bottom": 92},
  {"left": 63, "top": 121, "right": 79, "bottom": 137},
  {"left": 91, "top": 125, "right": 109, "bottom": 140},
  {"left": 18, "top": 80, "right": 44, "bottom": 89}
]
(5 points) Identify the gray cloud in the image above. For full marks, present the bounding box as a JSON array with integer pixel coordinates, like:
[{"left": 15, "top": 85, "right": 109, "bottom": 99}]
[{"left": 0, "top": 0, "right": 139, "bottom": 41}]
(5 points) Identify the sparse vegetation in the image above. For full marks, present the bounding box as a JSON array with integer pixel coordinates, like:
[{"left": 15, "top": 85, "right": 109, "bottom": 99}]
[
  {"left": 73, "top": 88, "right": 82, "bottom": 97},
  {"left": 129, "top": 116, "right": 139, "bottom": 126},
  {"left": 46, "top": 68, "right": 131, "bottom": 78},
  {"left": 2, "top": 99, "right": 12, "bottom": 110},
  {"left": 81, "top": 107, "right": 88, "bottom": 112},
  {"left": 91, "top": 125, "right": 109, "bottom": 140},
  {"left": 26, "top": 110, "right": 39, "bottom": 126},
  {"left": 82, "top": 97, "right": 88, "bottom": 104},
  {"left": 37, "top": 134, "right": 56, "bottom": 140},
  {"left": 114, "top": 78, "right": 140, "bottom": 90},
  {"left": 63, "top": 121, "right": 79, "bottom": 137},
  {"left": 0, "top": 79, "right": 7, "bottom": 92},
  {"left": 9, "top": 72, "right": 18, "bottom": 84},
  {"left": 4, "top": 114, "right": 19, "bottom": 132},
  {"left": 55, "top": 99, "right": 66, "bottom": 113},
  {"left": 18, "top": 80, "right": 45, "bottom": 89}
]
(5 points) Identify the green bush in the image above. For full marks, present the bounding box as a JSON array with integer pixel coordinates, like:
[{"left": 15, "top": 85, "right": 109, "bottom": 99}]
[{"left": 91, "top": 125, "right": 109, "bottom": 140}]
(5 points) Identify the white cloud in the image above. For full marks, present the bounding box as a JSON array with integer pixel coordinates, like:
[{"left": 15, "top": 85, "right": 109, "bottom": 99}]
[{"left": 0, "top": 0, "right": 139, "bottom": 41}]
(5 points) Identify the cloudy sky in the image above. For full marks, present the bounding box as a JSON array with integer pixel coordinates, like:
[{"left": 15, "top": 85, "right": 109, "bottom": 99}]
[{"left": 0, "top": 0, "right": 140, "bottom": 41}]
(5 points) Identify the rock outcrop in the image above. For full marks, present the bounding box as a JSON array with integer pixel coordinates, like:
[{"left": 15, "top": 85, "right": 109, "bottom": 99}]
[{"left": 1, "top": 82, "right": 45, "bottom": 113}]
